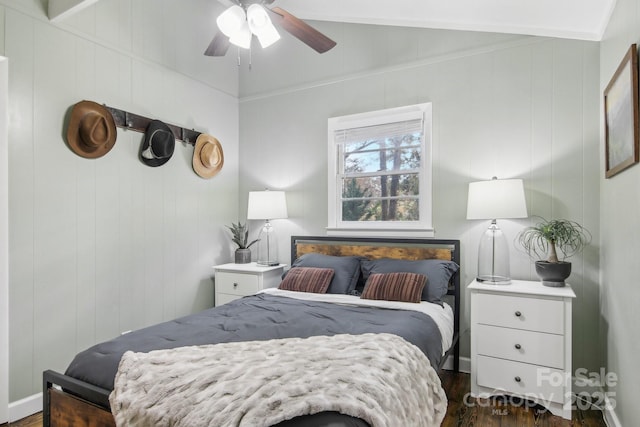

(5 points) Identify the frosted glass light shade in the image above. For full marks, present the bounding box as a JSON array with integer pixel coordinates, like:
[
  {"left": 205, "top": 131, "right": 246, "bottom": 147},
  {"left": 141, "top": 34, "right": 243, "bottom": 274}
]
[
  {"left": 216, "top": 5, "right": 246, "bottom": 38},
  {"left": 247, "top": 4, "right": 280, "bottom": 48},
  {"left": 217, "top": 4, "right": 280, "bottom": 51},
  {"left": 254, "top": 23, "right": 280, "bottom": 48},
  {"left": 229, "top": 21, "right": 252, "bottom": 49}
]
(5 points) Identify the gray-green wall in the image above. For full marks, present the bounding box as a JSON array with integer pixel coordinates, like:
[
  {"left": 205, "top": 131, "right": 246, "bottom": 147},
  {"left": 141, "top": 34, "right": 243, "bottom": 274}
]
[
  {"left": 239, "top": 23, "right": 601, "bottom": 375},
  {"left": 600, "top": 0, "right": 640, "bottom": 425},
  {"left": 1, "top": 0, "right": 618, "bottom": 417},
  {"left": 2, "top": 0, "right": 242, "bottom": 401}
]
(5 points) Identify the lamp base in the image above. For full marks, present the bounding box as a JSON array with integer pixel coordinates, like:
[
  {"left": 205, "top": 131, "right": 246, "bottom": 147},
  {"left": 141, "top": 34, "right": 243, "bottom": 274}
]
[
  {"left": 477, "top": 275, "right": 511, "bottom": 285},
  {"left": 256, "top": 220, "right": 279, "bottom": 267},
  {"left": 476, "top": 221, "right": 512, "bottom": 286},
  {"left": 256, "top": 261, "right": 280, "bottom": 267}
]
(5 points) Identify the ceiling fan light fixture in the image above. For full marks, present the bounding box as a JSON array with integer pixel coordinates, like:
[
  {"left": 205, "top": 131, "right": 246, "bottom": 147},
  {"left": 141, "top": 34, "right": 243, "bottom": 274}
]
[
  {"left": 206, "top": 2, "right": 336, "bottom": 57},
  {"left": 246, "top": 4, "right": 269, "bottom": 29},
  {"left": 255, "top": 24, "right": 280, "bottom": 48},
  {"left": 216, "top": 5, "right": 246, "bottom": 38},
  {"left": 229, "top": 21, "right": 252, "bottom": 49},
  {"left": 247, "top": 4, "right": 281, "bottom": 48}
]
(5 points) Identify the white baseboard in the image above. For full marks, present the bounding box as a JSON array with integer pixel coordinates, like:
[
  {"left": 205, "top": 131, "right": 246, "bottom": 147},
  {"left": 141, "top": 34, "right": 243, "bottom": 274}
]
[
  {"left": 570, "top": 377, "right": 621, "bottom": 427},
  {"left": 441, "top": 355, "right": 471, "bottom": 373},
  {"left": 603, "top": 394, "right": 622, "bottom": 427},
  {"left": 8, "top": 392, "right": 42, "bottom": 422}
]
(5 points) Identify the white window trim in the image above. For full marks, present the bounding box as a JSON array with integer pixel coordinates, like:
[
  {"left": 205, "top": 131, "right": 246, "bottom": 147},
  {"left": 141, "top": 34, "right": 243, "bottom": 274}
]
[{"left": 327, "top": 103, "right": 434, "bottom": 237}]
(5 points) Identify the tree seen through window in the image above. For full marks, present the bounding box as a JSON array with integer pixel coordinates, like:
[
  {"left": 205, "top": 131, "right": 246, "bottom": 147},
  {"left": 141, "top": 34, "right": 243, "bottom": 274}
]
[{"left": 341, "top": 133, "right": 421, "bottom": 222}]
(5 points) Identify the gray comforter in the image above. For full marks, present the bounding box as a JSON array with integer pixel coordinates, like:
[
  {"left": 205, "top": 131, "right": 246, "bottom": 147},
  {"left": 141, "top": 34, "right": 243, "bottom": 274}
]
[{"left": 65, "top": 292, "right": 444, "bottom": 426}]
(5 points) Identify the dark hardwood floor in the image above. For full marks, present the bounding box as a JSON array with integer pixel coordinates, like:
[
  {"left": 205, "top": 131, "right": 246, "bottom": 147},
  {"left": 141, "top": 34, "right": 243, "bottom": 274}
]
[
  {"left": 4, "top": 371, "right": 606, "bottom": 427},
  {"left": 439, "top": 370, "right": 607, "bottom": 427},
  {"left": 4, "top": 412, "right": 42, "bottom": 427}
]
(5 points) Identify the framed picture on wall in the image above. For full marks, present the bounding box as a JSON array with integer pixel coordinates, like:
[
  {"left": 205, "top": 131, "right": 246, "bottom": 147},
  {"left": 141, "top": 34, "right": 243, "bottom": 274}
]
[{"left": 604, "top": 44, "right": 640, "bottom": 178}]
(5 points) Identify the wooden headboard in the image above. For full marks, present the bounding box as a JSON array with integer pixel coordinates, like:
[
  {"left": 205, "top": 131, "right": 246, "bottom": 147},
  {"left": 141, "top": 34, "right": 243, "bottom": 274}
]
[{"left": 290, "top": 235, "right": 461, "bottom": 371}]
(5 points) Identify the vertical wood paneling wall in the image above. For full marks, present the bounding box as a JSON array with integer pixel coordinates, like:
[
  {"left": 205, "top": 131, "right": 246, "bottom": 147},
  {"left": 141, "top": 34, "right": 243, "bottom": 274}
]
[
  {"left": 239, "top": 25, "right": 601, "bottom": 374},
  {"left": 1, "top": 0, "right": 241, "bottom": 401},
  {"left": 1, "top": 57, "right": 9, "bottom": 423},
  {"left": 599, "top": 0, "right": 640, "bottom": 425},
  {"left": 0, "top": 0, "right": 609, "bottom": 409}
]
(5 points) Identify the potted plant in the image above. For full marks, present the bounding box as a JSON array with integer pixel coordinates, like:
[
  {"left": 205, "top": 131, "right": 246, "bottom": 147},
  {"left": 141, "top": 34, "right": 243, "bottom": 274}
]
[
  {"left": 516, "top": 217, "right": 591, "bottom": 287},
  {"left": 227, "top": 222, "right": 259, "bottom": 264}
]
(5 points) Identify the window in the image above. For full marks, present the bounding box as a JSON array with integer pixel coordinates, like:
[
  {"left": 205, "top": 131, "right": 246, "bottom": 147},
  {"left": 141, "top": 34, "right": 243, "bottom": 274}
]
[{"left": 327, "top": 103, "right": 433, "bottom": 236}]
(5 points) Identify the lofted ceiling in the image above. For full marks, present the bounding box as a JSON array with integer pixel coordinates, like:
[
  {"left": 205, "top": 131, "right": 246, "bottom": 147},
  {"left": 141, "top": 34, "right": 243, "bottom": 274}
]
[
  {"left": 49, "top": 0, "right": 616, "bottom": 41},
  {"left": 273, "top": 0, "right": 616, "bottom": 41}
]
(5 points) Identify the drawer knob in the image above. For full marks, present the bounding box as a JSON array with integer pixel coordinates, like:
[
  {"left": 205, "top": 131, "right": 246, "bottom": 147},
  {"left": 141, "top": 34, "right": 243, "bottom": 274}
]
[
  {"left": 233, "top": 282, "right": 238, "bottom": 288},
  {"left": 515, "top": 311, "right": 522, "bottom": 317},
  {"left": 514, "top": 376, "right": 521, "bottom": 383},
  {"left": 515, "top": 344, "right": 522, "bottom": 350}
]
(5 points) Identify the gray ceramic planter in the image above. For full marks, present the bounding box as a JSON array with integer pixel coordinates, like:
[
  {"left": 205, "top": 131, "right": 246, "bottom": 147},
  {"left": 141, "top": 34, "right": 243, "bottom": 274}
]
[
  {"left": 234, "top": 248, "right": 251, "bottom": 264},
  {"left": 535, "top": 260, "right": 571, "bottom": 287}
]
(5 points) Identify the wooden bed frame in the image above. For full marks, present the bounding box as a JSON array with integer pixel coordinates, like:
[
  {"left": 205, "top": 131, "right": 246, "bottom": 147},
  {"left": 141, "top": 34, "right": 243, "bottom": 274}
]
[
  {"left": 42, "top": 236, "right": 461, "bottom": 427},
  {"left": 290, "top": 236, "right": 461, "bottom": 372}
]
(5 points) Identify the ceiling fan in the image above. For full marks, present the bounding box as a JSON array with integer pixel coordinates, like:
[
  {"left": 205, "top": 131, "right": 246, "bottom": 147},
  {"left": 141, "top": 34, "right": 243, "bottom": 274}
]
[{"left": 204, "top": 0, "right": 337, "bottom": 57}]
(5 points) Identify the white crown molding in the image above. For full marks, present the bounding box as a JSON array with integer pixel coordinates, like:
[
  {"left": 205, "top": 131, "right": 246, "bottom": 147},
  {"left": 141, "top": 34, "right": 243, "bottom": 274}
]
[{"left": 275, "top": 0, "right": 614, "bottom": 42}]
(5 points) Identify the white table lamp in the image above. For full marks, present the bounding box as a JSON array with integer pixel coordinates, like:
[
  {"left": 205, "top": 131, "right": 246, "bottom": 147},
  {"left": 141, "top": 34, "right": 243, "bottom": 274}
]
[
  {"left": 467, "top": 177, "right": 527, "bottom": 285},
  {"left": 247, "top": 190, "right": 288, "bottom": 266}
]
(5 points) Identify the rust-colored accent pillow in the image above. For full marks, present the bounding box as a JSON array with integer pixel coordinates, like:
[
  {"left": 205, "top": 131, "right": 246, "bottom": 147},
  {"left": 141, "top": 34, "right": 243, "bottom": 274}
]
[
  {"left": 279, "top": 267, "right": 335, "bottom": 293},
  {"left": 361, "top": 272, "right": 426, "bottom": 303}
]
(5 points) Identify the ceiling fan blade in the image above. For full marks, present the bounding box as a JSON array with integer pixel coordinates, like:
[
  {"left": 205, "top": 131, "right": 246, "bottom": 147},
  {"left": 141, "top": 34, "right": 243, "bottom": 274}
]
[
  {"left": 204, "top": 31, "right": 231, "bottom": 56},
  {"left": 268, "top": 7, "right": 336, "bottom": 54}
]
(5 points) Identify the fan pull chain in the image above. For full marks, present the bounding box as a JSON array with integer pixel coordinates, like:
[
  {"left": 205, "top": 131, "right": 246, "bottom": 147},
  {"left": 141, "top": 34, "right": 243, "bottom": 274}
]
[{"left": 233, "top": 45, "right": 253, "bottom": 70}]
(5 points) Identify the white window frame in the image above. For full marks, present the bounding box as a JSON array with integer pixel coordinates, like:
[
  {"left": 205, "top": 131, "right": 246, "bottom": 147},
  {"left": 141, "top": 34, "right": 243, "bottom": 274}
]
[{"left": 327, "top": 103, "right": 434, "bottom": 237}]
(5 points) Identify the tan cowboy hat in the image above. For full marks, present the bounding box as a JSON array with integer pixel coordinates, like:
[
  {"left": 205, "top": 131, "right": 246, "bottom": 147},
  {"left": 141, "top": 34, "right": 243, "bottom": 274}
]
[
  {"left": 66, "top": 100, "right": 117, "bottom": 159},
  {"left": 192, "top": 134, "right": 224, "bottom": 179}
]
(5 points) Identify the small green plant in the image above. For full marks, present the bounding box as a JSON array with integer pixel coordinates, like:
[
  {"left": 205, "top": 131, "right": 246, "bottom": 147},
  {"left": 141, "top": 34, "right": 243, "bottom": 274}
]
[
  {"left": 516, "top": 217, "right": 591, "bottom": 263},
  {"left": 226, "top": 222, "right": 259, "bottom": 249}
]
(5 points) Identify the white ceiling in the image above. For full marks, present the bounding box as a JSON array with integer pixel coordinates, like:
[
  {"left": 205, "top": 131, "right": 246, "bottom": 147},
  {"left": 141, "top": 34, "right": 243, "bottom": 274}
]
[
  {"left": 50, "top": 0, "right": 617, "bottom": 41},
  {"left": 273, "top": 0, "right": 616, "bottom": 41}
]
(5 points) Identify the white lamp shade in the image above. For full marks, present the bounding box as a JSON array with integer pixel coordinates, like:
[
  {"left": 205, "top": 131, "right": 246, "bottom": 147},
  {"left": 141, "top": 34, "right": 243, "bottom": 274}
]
[
  {"left": 216, "top": 5, "right": 246, "bottom": 38},
  {"left": 466, "top": 178, "right": 528, "bottom": 220},
  {"left": 247, "top": 191, "right": 288, "bottom": 220}
]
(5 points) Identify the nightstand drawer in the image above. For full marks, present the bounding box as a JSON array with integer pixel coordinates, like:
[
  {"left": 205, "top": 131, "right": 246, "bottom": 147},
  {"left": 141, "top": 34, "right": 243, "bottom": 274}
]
[
  {"left": 213, "top": 263, "right": 285, "bottom": 307},
  {"left": 216, "top": 272, "right": 259, "bottom": 295},
  {"left": 476, "top": 355, "right": 565, "bottom": 404},
  {"left": 476, "top": 324, "right": 564, "bottom": 369},
  {"left": 475, "top": 293, "right": 564, "bottom": 334},
  {"left": 216, "top": 293, "right": 243, "bottom": 306}
]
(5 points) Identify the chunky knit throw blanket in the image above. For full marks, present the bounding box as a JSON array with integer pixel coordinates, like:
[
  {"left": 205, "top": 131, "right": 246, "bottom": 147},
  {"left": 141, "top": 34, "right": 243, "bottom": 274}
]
[{"left": 109, "top": 333, "right": 447, "bottom": 427}]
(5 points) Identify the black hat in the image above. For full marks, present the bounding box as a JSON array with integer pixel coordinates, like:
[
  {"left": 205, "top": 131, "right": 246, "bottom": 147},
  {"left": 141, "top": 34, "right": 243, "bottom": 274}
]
[{"left": 140, "top": 120, "right": 175, "bottom": 167}]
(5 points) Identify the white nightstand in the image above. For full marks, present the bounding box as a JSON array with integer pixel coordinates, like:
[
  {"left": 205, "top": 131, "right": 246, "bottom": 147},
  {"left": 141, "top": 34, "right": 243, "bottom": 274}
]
[
  {"left": 469, "top": 279, "right": 576, "bottom": 419},
  {"left": 213, "top": 262, "right": 285, "bottom": 307}
]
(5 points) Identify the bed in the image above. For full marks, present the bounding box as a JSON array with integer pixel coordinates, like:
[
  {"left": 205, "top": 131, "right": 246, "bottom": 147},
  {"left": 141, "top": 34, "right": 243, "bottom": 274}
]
[{"left": 43, "top": 236, "right": 461, "bottom": 427}]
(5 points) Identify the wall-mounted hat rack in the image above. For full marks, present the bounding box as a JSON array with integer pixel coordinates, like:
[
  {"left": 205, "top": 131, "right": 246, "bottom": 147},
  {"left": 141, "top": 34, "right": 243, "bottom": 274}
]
[{"left": 104, "top": 105, "right": 202, "bottom": 145}]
